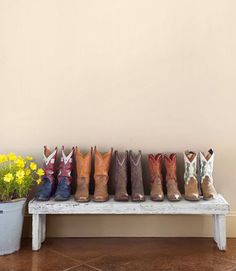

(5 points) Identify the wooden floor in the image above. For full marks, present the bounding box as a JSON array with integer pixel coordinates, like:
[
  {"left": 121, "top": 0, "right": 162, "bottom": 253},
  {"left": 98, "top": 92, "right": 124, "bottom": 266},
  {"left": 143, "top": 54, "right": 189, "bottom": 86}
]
[{"left": 1, "top": 238, "right": 236, "bottom": 271}]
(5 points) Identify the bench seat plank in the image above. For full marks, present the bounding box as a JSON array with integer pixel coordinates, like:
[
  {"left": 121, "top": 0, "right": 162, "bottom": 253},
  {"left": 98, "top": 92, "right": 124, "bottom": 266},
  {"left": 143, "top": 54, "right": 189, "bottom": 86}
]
[{"left": 29, "top": 194, "right": 229, "bottom": 215}]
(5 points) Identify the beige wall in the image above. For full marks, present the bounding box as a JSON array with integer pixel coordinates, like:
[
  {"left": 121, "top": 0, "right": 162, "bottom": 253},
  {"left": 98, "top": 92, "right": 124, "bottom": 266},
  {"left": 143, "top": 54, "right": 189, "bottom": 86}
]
[{"left": 1, "top": 0, "right": 236, "bottom": 237}]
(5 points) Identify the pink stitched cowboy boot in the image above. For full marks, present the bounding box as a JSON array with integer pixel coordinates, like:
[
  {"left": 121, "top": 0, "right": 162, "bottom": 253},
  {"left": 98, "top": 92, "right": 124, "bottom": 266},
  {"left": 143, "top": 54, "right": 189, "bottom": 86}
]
[
  {"left": 55, "top": 146, "right": 74, "bottom": 201},
  {"left": 36, "top": 146, "right": 57, "bottom": 201}
]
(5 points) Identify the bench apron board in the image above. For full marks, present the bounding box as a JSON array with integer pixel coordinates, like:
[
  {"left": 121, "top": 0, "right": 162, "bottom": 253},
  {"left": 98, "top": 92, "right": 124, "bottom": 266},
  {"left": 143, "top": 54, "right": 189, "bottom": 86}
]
[{"left": 28, "top": 194, "right": 229, "bottom": 251}]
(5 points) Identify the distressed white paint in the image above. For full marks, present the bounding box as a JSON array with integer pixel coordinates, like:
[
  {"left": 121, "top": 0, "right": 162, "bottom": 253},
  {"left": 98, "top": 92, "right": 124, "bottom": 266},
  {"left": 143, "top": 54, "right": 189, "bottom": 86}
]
[{"left": 28, "top": 194, "right": 229, "bottom": 251}]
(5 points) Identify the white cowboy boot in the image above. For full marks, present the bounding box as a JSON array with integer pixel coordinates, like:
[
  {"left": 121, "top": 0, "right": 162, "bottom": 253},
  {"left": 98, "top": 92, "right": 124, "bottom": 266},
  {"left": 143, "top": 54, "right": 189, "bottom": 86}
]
[{"left": 199, "top": 149, "right": 217, "bottom": 200}]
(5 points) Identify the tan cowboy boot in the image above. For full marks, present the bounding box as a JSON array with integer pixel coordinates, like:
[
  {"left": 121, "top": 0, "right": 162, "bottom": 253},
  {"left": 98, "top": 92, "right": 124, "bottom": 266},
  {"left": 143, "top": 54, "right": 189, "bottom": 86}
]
[
  {"left": 74, "top": 147, "right": 92, "bottom": 202},
  {"left": 93, "top": 147, "right": 113, "bottom": 202},
  {"left": 164, "top": 153, "right": 181, "bottom": 201},
  {"left": 200, "top": 149, "right": 217, "bottom": 200},
  {"left": 148, "top": 153, "right": 164, "bottom": 201},
  {"left": 184, "top": 151, "right": 200, "bottom": 201}
]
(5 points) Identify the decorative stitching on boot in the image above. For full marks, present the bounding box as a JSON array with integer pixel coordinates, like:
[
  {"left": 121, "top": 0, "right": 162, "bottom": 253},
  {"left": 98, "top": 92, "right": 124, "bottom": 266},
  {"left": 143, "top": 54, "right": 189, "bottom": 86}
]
[
  {"left": 184, "top": 152, "right": 198, "bottom": 184},
  {"left": 200, "top": 151, "right": 214, "bottom": 183}
]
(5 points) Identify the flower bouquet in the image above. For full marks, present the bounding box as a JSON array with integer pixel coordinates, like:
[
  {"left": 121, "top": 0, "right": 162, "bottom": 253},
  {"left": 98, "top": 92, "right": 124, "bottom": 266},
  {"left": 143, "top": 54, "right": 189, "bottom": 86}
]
[{"left": 0, "top": 153, "right": 44, "bottom": 255}]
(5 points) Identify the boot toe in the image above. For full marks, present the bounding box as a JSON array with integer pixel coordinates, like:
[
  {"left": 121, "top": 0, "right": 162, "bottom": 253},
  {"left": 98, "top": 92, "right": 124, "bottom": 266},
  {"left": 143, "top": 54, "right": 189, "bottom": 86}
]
[
  {"left": 54, "top": 194, "right": 70, "bottom": 201},
  {"left": 35, "top": 195, "right": 50, "bottom": 201},
  {"left": 168, "top": 193, "right": 182, "bottom": 201},
  {"left": 151, "top": 194, "right": 164, "bottom": 201},
  {"left": 132, "top": 194, "right": 145, "bottom": 202},
  {"left": 75, "top": 195, "right": 90, "bottom": 202},
  {"left": 185, "top": 193, "right": 200, "bottom": 201},
  {"left": 115, "top": 194, "right": 129, "bottom": 201},
  {"left": 93, "top": 195, "right": 109, "bottom": 202},
  {"left": 203, "top": 193, "right": 217, "bottom": 200}
]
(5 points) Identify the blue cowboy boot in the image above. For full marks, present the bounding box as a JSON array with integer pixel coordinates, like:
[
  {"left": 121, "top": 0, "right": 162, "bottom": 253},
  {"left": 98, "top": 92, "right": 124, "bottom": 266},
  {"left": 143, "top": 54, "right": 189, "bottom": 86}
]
[
  {"left": 36, "top": 146, "right": 57, "bottom": 201},
  {"left": 55, "top": 147, "right": 74, "bottom": 201}
]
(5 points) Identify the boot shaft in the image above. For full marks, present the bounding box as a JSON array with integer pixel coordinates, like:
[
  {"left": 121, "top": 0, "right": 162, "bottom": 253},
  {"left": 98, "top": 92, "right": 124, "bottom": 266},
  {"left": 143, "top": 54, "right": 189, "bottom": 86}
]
[
  {"left": 164, "top": 153, "right": 177, "bottom": 182},
  {"left": 75, "top": 147, "right": 92, "bottom": 178},
  {"left": 115, "top": 151, "right": 128, "bottom": 185},
  {"left": 199, "top": 149, "right": 214, "bottom": 182},
  {"left": 183, "top": 151, "right": 198, "bottom": 183},
  {"left": 94, "top": 147, "right": 113, "bottom": 177},
  {"left": 58, "top": 147, "right": 74, "bottom": 183},
  {"left": 129, "top": 150, "right": 143, "bottom": 180},
  {"left": 148, "top": 153, "right": 163, "bottom": 183},
  {"left": 42, "top": 146, "right": 58, "bottom": 182}
]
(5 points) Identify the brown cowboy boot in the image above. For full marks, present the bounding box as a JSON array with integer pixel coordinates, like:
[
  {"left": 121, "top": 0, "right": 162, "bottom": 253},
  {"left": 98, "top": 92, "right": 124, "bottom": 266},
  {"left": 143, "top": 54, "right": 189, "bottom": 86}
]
[
  {"left": 129, "top": 150, "right": 145, "bottom": 202},
  {"left": 74, "top": 147, "right": 92, "bottom": 202},
  {"left": 184, "top": 151, "right": 200, "bottom": 201},
  {"left": 164, "top": 153, "right": 181, "bottom": 201},
  {"left": 114, "top": 151, "right": 129, "bottom": 201},
  {"left": 200, "top": 149, "right": 217, "bottom": 200},
  {"left": 93, "top": 147, "right": 113, "bottom": 202},
  {"left": 148, "top": 153, "right": 164, "bottom": 201}
]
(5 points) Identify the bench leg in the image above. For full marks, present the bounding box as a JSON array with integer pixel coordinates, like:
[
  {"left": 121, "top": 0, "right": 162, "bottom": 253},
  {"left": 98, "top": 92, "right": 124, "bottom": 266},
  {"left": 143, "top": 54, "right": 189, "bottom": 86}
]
[
  {"left": 41, "top": 214, "right": 46, "bottom": 243},
  {"left": 32, "top": 214, "right": 42, "bottom": 251},
  {"left": 213, "top": 214, "right": 226, "bottom": 251},
  {"left": 213, "top": 214, "right": 219, "bottom": 244}
]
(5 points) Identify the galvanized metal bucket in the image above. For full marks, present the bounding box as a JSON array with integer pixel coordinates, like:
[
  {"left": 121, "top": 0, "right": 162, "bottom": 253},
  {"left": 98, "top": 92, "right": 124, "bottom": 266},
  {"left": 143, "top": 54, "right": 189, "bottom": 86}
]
[{"left": 0, "top": 198, "right": 26, "bottom": 255}]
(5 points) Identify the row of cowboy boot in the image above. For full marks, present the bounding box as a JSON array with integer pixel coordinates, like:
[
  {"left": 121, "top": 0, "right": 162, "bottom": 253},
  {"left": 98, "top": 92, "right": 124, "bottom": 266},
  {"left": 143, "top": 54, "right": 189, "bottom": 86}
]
[
  {"left": 184, "top": 149, "right": 217, "bottom": 201},
  {"left": 114, "top": 151, "right": 145, "bottom": 202},
  {"left": 36, "top": 146, "right": 74, "bottom": 201},
  {"left": 148, "top": 153, "right": 181, "bottom": 202},
  {"left": 75, "top": 147, "right": 113, "bottom": 202}
]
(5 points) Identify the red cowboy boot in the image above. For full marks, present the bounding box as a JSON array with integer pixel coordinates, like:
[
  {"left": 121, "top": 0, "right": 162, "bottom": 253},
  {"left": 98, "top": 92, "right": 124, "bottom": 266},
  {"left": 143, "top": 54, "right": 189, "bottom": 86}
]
[
  {"left": 36, "top": 146, "right": 57, "bottom": 201},
  {"left": 55, "top": 146, "right": 74, "bottom": 201},
  {"left": 148, "top": 153, "right": 164, "bottom": 201},
  {"left": 164, "top": 153, "right": 181, "bottom": 201}
]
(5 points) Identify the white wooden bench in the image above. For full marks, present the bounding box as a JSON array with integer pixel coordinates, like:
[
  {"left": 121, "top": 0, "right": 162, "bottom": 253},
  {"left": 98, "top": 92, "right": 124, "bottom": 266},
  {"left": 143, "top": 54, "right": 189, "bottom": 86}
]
[{"left": 28, "top": 194, "right": 229, "bottom": 251}]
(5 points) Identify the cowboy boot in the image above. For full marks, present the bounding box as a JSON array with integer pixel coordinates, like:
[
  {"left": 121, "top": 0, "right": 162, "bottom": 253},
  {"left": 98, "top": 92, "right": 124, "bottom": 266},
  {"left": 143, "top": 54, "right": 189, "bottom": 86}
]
[
  {"left": 129, "top": 150, "right": 145, "bottom": 202},
  {"left": 74, "top": 147, "right": 92, "bottom": 202},
  {"left": 93, "top": 147, "right": 113, "bottom": 202},
  {"left": 114, "top": 151, "right": 129, "bottom": 201},
  {"left": 55, "top": 147, "right": 74, "bottom": 201},
  {"left": 184, "top": 151, "right": 200, "bottom": 201},
  {"left": 148, "top": 153, "right": 164, "bottom": 201},
  {"left": 36, "top": 146, "right": 57, "bottom": 201},
  {"left": 164, "top": 153, "right": 181, "bottom": 201},
  {"left": 200, "top": 149, "right": 217, "bottom": 200}
]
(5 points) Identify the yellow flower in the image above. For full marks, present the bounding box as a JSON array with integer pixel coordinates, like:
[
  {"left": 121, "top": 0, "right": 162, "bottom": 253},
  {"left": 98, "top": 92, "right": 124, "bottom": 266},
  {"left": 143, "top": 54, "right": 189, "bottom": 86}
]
[
  {"left": 15, "top": 157, "right": 25, "bottom": 168},
  {"left": 36, "top": 168, "right": 44, "bottom": 176},
  {"left": 8, "top": 152, "right": 17, "bottom": 161},
  {"left": 16, "top": 169, "right": 25, "bottom": 179},
  {"left": 4, "top": 173, "right": 14, "bottom": 183},
  {"left": 16, "top": 178, "right": 24, "bottom": 185},
  {"left": 36, "top": 178, "right": 42, "bottom": 185},
  {"left": 25, "top": 169, "right": 31, "bottom": 176},
  {"left": 0, "top": 154, "right": 8, "bottom": 163},
  {"left": 30, "top": 162, "right": 37, "bottom": 171},
  {"left": 26, "top": 156, "right": 33, "bottom": 161}
]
